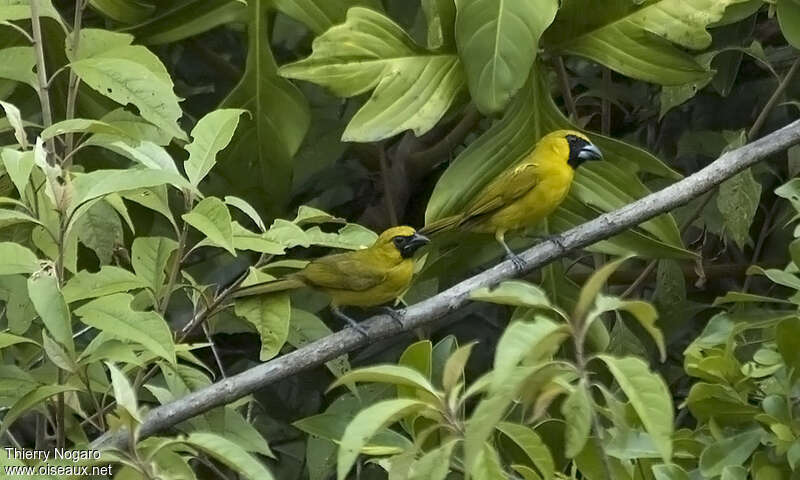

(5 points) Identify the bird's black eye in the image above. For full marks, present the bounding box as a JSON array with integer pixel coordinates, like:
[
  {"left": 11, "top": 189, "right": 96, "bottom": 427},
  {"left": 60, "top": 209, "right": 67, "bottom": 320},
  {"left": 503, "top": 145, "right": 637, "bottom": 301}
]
[{"left": 392, "top": 236, "right": 408, "bottom": 249}]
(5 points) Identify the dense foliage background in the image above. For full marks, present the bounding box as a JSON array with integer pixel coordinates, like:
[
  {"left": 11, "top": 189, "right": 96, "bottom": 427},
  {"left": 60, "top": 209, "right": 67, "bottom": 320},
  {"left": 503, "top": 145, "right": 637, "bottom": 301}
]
[{"left": 0, "top": 0, "right": 799, "bottom": 478}]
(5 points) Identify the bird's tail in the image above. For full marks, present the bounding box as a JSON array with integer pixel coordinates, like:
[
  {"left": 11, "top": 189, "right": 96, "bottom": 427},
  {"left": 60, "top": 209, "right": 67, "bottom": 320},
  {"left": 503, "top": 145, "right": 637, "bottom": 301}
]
[
  {"left": 419, "top": 214, "right": 463, "bottom": 236},
  {"left": 232, "top": 277, "right": 305, "bottom": 298}
]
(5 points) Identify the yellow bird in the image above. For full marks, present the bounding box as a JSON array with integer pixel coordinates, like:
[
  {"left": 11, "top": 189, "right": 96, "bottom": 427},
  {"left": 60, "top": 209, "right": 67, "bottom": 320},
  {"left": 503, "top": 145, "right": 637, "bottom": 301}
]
[
  {"left": 233, "top": 226, "right": 429, "bottom": 334},
  {"left": 421, "top": 130, "right": 602, "bottom": 269}
]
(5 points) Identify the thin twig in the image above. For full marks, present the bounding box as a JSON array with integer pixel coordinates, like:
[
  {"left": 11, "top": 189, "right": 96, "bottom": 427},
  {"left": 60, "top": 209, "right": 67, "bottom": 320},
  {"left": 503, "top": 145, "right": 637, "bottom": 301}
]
[
  {"left": 742, "top": 200, "right": 780, "bottom": 292},
  {"left": 378, "top": 141, "right": 398, "bottom": 226},
  {"left": 556, "top": 57, "right": 578, "bottom": 121},
  {"left": 29, "top": 0, "right": 56, "bottom": 163},
  {"left": 203, "top": 323, "right": 227, "bottom": 379},
  {"left": 64, "top": 0, "right": 88, "bottom": 166},
  {"left": 601, "top": 68, "right": 611, "bottom": 135},
  {"left": 91, "top": 119, "right": 800, "bottom": 450},
  {"left": 748, "top": 58, "right": 800, "bottom": 140}
]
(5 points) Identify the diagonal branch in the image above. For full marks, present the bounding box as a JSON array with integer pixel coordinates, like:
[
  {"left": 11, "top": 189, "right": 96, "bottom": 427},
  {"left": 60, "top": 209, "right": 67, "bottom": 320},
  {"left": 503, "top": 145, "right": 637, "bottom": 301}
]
[{"left": 92, "top": 119, "right": 800, "bottom": 450}]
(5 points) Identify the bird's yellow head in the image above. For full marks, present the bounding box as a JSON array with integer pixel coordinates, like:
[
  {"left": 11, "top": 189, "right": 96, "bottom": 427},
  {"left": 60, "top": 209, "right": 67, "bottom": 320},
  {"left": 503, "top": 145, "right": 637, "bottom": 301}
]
[
  {"left": 372, "top": 226, "right": 430, "bottom": 261},
  {"left": 538, "top": 130, "right": 603, "bottom": 169}
]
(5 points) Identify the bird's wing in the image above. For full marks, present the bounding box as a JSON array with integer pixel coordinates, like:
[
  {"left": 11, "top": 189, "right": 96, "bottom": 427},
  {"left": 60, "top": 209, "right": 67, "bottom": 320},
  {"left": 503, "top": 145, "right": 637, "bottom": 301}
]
[
  {"left": 299, "top": 253, "right": 387, "bottom": 292},
  {"left": 462, "top": 162, "right": 540, "bottom": 219}
]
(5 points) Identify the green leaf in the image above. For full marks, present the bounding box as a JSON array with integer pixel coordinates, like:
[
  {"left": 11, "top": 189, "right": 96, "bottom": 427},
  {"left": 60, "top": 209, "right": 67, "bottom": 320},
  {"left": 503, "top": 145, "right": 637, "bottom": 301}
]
[
  {"left": 233, "top": 292, "right": 290, "bottom": 361},
  {"left": 272, "top": 0, "right": 381, "bottom": 34},
  {"left": 0, "top": 385, "right": 80, "bottom": 437},
  {"left": 574, "top": 256, "right": 631, "bottom": 323},
  {"left": 0, "top": 101, "right": 27, "bottom": 148},
  {"left": 455, "top": 0, "right": 558, "bottom": 114},
  {"left": 337, "top": 398, "right": 430, "bottom": 480},
  {"left": 41, "top": 331, "right": 76, "bottom": 373},
  {"left": 106, "top": 362, "right": 141, "bottom": 422},
  {"left": 121, "top": 187, "right": 176, "bottom": 230},
  {"left": 293, "top": 412, "right": 411, "bottom": 451},
  {"left": 778, "top": 0, "right": 800, "bottom": 49},
  {"left": 183, "top": 432, "right": 275, "bottom": 480},
  {"left": 544, "top": 0, "right": 733, "bottom": 85},
  {"left": 442, "top": 342, "right": 475, "bottom": 393},
  {"left": 0, "top": 0, "right": 62, "bottom": 22},
  {"left": 1, "top": 149, "right": 34, "bottom": 196},
  {"left": 217, "top": 0, "right": 309, "bottom": 217},
  {"left": 75, "top": 200, "right": 124, "bottom": 265},
  {"left": 131, "top": 236, "right": 178, "bottom": 294},
  {"left": 279, "top": 7, "right": 465, "bottom": 142},
  {"left": 652, "top": 464, "right": 690, "bottom": 480},
  {"left": 210, "top": 407, "right": 274, "bottom": 457},
  {"left": 0, "top": 242, "right": 38, "bottom": 275},
  {"left": 497, "top": 422, "right": 555, "bottom": 480},
  {"left": 721, "top": 466, "right": 749, "bottom": 480},
  {"left": 74, "top": 293, "right": 176, "bottom": 364},
  {"left": 595, "top": 355, "right": 673, "bottom": 461},
  {"left": 287, "top": 309, "right": 350, "bottom": 378},
  {"left": 408, "top": 439, "right": 457, "bottom": 480},
  {"left": 69, "top": 169, "right": 190, "bottom": 216},
  {"left": 699, "top": 428, "right": 762, "bottom": 477},
  {"left": 562, "top": 381, "right": 592, "bottom": 458},
  {"left": 492, "top": 317, "right": 570, "bottom": 392},
  {"left": 0, "top": 332, "right": 38, "bottom": 350},
  {"left": 63, "top": 266, "right": 148, "bottom": 303},
  {"left": 88, "top": 0, "right": 154, "bottom": 24},
  {"left": 90, "top": 140, "right": 181, "bottom": 173},
  {"left": 126, "top": 0, "right": 247, "bottom": 45},
  {"left": 776, "top": 317, "right": 800, "bottom": 373},
  {"left": 183, "top": 197, "right": 236, "bottom": 255},
  {"left": 40, "top": 118, "right": 132, "bottom": 140},
  {"left": 470, "top": 280, "right": 556, "bottom": 310},
  {"left": 328, "top": 365, "right": 439, "bottom": 404},
  {"left": 471, "top": 443, "right": 506, "bottom": 480},
  {"left": 68, "top": 29, "right": 186, "bottom": 141},
  {"left": 184, "top": 109, "right": 246, "bottom": 186},
  {"left": 397, "top": 340, "right": 432, "bottom": 400},
  {"left": 0, "top": 47, "right": 37, "bottom": 90},
  {"left": 590, "top": 295, "right": 666, "bottom": 362},
  {"left": 717, "top": 168, "right": 761, "bottom": 249},
  {"left": 713, "top": 291, "right": 790, "bottom": 306},
  {"left": 422, "top": 0, "right": 456, "bottom": 48},
  {"left": 226, "top": 196, "right": 266, "bottom": 232},
  {"left": 28, "top": 270, "right": 74, "bottom": 355},
  {"left": 0, "top": 208, "right": 41, "bottom": 230}
]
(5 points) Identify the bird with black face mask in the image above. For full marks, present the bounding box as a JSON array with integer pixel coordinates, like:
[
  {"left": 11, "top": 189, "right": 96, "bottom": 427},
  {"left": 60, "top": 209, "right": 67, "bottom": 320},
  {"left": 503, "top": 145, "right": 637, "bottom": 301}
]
[
  {"left": 421, "top": 130, "right": 603, "bottom": 270},
  {"left": 233, "top": 226, "right": 429, "bottom": 335}
]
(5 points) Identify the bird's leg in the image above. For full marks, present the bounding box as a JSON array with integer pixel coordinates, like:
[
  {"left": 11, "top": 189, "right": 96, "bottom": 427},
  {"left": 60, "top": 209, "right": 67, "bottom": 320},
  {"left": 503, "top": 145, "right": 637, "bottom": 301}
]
[
  {"left": 331, "top": 305, "right": 368, "bottom": 337},
  {"left": 525, "top": 232, "right": 568, "bottom": 254},
  {"left": 379, "top": 306, "right": 406, "bottom": 328},
  {"left": 496, "top": 231, "right": 526, "bottom": 273}
]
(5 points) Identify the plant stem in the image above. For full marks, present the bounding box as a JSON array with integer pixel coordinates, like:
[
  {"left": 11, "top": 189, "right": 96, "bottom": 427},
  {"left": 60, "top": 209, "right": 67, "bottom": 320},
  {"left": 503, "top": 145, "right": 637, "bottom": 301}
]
[
  {"left": 748, "top": 58, "right": 800, "bottom": 140},
  {"left": 159, "top": 222, "right": 189, "bottom": 315},
  {"left": 601, "top": 68, "right": 611, "bottom": 135},
  {"left": 556, "top": 57, "right": 578, "bottom": 121},
  {"left": 378, "top": 141, "right": 398, "bottom": 226},
  {"left": 29, "top": 0, "right": 56, "bottom": 163},
  {"left": 64, "top": 0, "right": 87, "bottom": 166}
]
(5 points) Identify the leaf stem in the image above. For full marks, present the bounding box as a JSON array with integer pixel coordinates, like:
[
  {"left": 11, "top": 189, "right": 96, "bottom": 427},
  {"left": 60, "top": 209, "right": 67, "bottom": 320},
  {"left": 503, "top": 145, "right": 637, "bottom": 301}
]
[{"left": 64, "top": 0, "right": 88, "bottom": 167}]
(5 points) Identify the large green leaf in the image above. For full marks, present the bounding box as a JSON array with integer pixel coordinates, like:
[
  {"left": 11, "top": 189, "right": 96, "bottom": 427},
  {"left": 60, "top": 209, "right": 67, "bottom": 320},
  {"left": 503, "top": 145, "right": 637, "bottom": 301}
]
[
  {"left": 68, "top": 29, "right": 186, "bottom": 141},
  {"left": 337, "top": 398, "right": 430, "bottom": 479},
  {"left": 123, "top": 0, "right": 247, "bottom": 45},
  {"left": 217, "top": 0, "right": 309, "bottom": 217},
  {"left": 88, "top": 0, "right": 154, "bottom": 24},
  {"left": 698, "top": 429, "right": 762, "bottom": 477},
  {"left": 62, "top": 266, "right": 148, "bottom": 303},
  {"left": 543, "top": 0, "right": 739, "bottom": 85},
  {"left": 184, "top": 432, "right": 275, "bottom": 480},
  {"left": 28, "top": 270, "right": 74, "bottom": 355},
  {"left": 596, "top": 355, "right": 673, "bottom": 461},
  {"left": 497, "top": 422, "right": 555, "bottom": 479},
  {"left": 0, "top": 385, "right": 81, "bottom": 437},
  {"left": 233, "top": 292, "right": 290, "bottom": 361},
  {"left": 455, "top": 0, "right": 558, "bottom": 114},
  {"left": 778, "top": 0, "right": 800, "bottom": 49},
  {"left": 422, "top": 0, "right": 456, "bottom": 48},
  {"left": 184, "top": 109, "right": 245, "bottom": 187},
  {"left": 272, "top": 0, "right": 382, "bottom": 34},
  {"left": 68, "top": 169, "right": 190, "bottom": 217},
  {"left": 0, "top": 47, "right": 36, "bottom": 89},
  {"left": 279, "top": 7, "right": 465, "bottom": 142},
  {"left": 74, "top": 293, "right": 176, "bottom": 364},
  {"left": 425, "top": 66, "right": 689, "bottom": 259},
  {"left": 183, "top": 197, "right": 236, "bottom": 255},
  {"left": 562, "top": 381, "right": 592, "bottom": 458},
  {"left": 0, "top": 243, "right": 38, "bottom": 275}
]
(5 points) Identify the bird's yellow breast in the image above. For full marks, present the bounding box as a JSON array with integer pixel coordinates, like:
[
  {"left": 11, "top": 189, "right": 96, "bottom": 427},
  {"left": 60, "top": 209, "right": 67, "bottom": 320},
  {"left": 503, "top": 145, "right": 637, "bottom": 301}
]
[
  {"left": 323, "top": 259, "right": 414, "bottom": 307},
  {"left": 477, "top": 161, "right": 574, "bottom": 234}
]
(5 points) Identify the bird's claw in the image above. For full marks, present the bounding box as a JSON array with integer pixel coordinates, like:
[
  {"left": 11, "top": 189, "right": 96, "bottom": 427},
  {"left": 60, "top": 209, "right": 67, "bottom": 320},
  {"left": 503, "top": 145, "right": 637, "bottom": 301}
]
[
  {"left": 380, "top": 306, "right": 406, "bottom": 328},
  {"left": 508, "top": 253, "right": 527, "bottom": 273},
  {"left": 332, "top": 307, "right": 369, "bottom": 338},
  {"left": 534, "top": 234, "right": 567, "bottom": 253}
]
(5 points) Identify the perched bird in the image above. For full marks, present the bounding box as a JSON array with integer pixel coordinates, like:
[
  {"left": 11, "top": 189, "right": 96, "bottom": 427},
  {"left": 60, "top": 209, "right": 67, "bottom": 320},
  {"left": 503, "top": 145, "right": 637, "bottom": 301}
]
[
  {"left": 233, "top": 226, "right": 429, "bottom": 334},
  {"left": 421, "top": 130, "right": 603, "bottom": 269}
]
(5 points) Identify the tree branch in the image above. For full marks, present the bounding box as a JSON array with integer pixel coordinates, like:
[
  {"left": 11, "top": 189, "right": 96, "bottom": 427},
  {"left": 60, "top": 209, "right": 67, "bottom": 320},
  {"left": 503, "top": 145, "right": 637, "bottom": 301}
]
[{"left": 91, "top": 119, "right": 800, "bottom": 450}]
